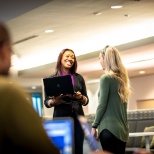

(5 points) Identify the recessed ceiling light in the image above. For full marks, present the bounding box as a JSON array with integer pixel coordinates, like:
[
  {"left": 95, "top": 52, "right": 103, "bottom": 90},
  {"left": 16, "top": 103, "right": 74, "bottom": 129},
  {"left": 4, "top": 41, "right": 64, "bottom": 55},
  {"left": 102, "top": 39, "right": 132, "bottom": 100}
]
[
  {"left": 45, "top": 29, "right": 54, "bottom": 33},
  {"left": 31, "top": 86, "right": 36, "bottom": 89},
  {"left": 111, "top": 6, "right": 123, "bottom": 9},
  {"left": 139, "top": 71, "right": 145, "bottom": 74}
]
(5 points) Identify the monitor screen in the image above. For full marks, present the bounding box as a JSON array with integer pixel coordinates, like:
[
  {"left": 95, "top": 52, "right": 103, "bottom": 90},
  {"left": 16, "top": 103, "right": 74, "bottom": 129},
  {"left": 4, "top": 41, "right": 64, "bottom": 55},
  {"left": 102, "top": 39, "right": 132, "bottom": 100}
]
[{"left": 43, "top": 118, "right": 74, "bottom": 154}]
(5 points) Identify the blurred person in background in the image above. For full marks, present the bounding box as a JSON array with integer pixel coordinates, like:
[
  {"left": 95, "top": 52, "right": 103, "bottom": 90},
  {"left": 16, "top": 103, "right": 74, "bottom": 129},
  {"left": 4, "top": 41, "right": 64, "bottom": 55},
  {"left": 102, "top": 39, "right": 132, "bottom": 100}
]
[
  {"left": 0, "top": 22, "right": 60, "bottom": 154},
  {"left": 92, "top": 45, "right": 131, "bottom": 154},
  {"left": 44, "top": 48, "right": 89, "bottom": 154}
]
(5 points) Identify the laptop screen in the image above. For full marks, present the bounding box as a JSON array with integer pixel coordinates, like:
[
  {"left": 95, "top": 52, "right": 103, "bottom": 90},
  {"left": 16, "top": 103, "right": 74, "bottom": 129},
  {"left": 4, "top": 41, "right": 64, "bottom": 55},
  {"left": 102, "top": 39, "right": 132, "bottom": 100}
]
[
  {"left": 78, "top": 116, "right": 100, "bottom": 152},
  {"left": 43, "top": 118, "right": 74, "bottom": 154}
]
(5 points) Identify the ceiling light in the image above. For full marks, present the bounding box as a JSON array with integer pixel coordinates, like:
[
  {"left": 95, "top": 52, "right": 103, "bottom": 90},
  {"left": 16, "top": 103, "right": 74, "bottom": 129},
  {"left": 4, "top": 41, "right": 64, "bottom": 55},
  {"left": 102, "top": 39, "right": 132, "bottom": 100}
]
[
  {"left": 31, "top": 86, "right": 36, "bottom": 89},
  {"left": 111, "top": 6, "right": 123, "bottom": 9},
  {"left": 45, "top": 29, "right": 54, "bottom": 33},
  {"left": 139, "top": 71, "right": 145, "bottom": 74}
]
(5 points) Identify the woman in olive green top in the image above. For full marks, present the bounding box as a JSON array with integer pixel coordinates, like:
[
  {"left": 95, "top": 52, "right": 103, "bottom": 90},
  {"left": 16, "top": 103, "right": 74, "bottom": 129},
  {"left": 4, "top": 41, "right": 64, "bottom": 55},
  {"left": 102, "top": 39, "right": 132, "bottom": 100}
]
[{"left": 92, "top": 45, "right": 131, "bottom": 154}]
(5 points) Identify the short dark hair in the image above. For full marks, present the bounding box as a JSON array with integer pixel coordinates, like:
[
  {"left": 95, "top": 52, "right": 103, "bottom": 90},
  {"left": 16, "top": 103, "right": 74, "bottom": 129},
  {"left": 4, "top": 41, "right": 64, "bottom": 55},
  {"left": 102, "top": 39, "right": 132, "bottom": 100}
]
[{"left": 54, "top": 48, "right": 77, "bottom": 76}]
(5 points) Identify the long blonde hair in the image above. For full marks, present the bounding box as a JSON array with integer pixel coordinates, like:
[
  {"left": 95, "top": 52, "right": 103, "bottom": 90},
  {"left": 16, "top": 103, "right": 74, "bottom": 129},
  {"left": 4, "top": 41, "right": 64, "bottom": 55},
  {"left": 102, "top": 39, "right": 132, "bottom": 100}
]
[{"left": 101, "top": 45, "right": 131, "bottom": 103}]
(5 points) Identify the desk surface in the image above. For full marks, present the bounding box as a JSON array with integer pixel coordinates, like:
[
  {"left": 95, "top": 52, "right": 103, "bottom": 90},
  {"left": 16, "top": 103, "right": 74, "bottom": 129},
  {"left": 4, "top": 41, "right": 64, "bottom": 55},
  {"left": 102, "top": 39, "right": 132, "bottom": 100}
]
[{"left": 129, "top": 132, "right": 154, "bottom": 137}]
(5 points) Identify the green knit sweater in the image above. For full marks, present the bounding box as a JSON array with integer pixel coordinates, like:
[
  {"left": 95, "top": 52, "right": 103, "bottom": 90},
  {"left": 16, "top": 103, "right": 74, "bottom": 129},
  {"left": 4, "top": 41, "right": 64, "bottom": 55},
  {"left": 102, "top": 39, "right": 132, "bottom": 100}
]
[{"left": 92, "top": 74, "right": 129, "bottom": 142}]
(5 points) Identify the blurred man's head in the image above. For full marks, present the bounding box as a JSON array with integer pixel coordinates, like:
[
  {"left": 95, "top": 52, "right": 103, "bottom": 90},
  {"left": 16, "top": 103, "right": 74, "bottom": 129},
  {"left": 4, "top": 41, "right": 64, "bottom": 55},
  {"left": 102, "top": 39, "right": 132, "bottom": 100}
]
[{"left": 0, "top": 23, "right": 12, "bottom": 76}]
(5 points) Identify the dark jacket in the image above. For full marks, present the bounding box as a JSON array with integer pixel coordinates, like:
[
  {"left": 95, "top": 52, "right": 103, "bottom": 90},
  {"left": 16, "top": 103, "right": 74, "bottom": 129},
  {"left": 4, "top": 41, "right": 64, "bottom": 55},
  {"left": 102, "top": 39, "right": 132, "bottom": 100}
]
[{"left": 44, "top": 73, "right": 89, "bottom": 117}]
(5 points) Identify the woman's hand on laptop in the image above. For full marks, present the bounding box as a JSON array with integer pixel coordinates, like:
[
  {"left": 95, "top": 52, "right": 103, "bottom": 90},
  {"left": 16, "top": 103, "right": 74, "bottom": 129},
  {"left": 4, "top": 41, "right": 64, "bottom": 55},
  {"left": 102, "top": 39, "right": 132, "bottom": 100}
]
[
  {"left": 73, "top": 91, "right": 83, "bottom": 100},
  {"left": 73, "top": 91, "right": 88, "bottom": 105},
  {"left": 48, "top": 94, "right": 66, "bottom": 107}
]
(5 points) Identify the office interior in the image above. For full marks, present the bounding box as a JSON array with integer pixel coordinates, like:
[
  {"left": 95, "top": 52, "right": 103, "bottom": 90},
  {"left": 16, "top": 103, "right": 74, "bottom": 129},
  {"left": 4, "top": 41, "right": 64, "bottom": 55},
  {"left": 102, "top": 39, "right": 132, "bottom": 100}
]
[{"left": 1, "top": 0, "right": 154, "bottom": 118}]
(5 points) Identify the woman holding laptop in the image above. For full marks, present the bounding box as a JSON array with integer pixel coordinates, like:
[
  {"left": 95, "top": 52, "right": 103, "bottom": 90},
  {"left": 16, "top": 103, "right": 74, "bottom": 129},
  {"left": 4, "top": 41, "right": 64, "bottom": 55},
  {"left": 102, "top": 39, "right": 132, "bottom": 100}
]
[{"left": 44, "top": 48, "right": 89, "bottom": 154}]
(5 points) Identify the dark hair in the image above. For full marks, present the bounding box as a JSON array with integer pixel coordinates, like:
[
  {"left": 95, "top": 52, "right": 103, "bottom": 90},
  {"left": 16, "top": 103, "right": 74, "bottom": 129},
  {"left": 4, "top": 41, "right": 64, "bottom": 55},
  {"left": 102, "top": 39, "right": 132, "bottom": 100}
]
[
  {"left": 54, "top": 48, "right": 77, "bottom": 76},
  {"left": 0, "top": 22, "right": 11, "bottom": 48}
]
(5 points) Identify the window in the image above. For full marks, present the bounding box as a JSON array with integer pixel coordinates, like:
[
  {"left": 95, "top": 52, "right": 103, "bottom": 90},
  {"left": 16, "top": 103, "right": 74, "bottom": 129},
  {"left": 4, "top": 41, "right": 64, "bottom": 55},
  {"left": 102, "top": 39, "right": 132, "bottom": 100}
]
[{"left": 32, "top": 93, "right": 42, "bottom": 117}]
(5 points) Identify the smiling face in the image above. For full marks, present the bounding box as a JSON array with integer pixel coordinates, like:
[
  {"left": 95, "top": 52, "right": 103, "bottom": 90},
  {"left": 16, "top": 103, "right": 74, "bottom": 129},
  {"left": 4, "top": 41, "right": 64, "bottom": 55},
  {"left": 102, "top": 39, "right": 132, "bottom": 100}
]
[{"left": 61, "top": 50, "right": 75, "bottom": 72}]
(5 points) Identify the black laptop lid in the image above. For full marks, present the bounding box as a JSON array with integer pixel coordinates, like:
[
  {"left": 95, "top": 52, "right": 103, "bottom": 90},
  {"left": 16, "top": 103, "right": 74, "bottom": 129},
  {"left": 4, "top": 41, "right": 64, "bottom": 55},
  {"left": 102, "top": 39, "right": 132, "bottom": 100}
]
[{"left": 43, "top": 75, "right": 74, "bottom": 97}]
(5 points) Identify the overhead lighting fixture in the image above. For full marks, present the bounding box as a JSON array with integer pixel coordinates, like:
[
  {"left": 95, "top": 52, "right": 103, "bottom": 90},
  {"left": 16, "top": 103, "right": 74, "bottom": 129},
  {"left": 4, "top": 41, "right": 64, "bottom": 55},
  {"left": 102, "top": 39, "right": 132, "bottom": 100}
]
[
  {"left": 12, "top": 35, "right": 38, "bottom": 45},
  {"left": 45, "top": 29, "right": 54, "bottom": 33},
  {"left": 139, "top": 71, "right": 145, "bottom": 74},
  {"left": 31, "top": 86, "right": 36, "bottom": 89},
  {"left": 111, "top": 6, "right": 123, "bottom": 9}
]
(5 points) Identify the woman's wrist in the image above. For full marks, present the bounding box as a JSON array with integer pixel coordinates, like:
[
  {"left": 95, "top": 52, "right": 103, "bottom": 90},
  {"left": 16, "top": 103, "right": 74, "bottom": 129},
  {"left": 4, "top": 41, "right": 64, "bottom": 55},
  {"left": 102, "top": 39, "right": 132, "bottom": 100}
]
[
  {"left": 78, "top": 95, "right": 83, "bottom": 100},
  {"left": 79, "top": 95, "right": 88, "bottom": 105},
  {"left": 92, "top": 125, "right": 97, "bottom": 129},
  {"left": 48, "top": 98, "right": 56, "bottom": 107}
]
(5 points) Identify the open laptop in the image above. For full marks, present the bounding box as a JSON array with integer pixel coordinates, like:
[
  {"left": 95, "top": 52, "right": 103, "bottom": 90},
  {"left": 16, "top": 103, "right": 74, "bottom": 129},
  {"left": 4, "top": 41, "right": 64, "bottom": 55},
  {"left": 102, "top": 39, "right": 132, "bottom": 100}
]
[
  {"left": 43, "top": 75, "right": 74, "bottom": 97},
  {"left": 78, "top": 116, "right": 100, "bottom": 152},
  {"left": 43, "top": 117, "right": 74, "bottom": 154},
  {"left": 43, "top": 116, "right": 100, "bottom": 154}
]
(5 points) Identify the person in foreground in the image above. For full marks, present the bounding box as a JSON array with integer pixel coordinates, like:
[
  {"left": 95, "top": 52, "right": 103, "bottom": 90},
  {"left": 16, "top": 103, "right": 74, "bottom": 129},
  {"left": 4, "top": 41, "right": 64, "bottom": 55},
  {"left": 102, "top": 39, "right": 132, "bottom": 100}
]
[
  {"left": 91, "top": 45, "right": 131, "bottom": 154},
  {"left": 0, "top": 22, "right": 59, "bottom": 154},
  {"left": 44, "top": 48, "right": 89, "bottom": 154}
]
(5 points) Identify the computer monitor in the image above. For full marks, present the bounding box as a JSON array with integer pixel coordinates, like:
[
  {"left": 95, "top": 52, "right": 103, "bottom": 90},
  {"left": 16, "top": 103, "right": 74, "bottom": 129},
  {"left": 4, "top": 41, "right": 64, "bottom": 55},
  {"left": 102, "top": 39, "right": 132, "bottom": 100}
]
[{"left": 43, "top": 117, "right": 74, "bottom": 154}]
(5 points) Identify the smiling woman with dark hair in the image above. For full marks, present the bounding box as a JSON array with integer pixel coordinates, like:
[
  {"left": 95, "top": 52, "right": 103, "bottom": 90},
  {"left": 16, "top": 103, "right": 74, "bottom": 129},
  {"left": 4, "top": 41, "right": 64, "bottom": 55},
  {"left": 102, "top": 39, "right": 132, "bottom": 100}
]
[{"left": 44, "top": 48, "right": 89, "bottom": 154}]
